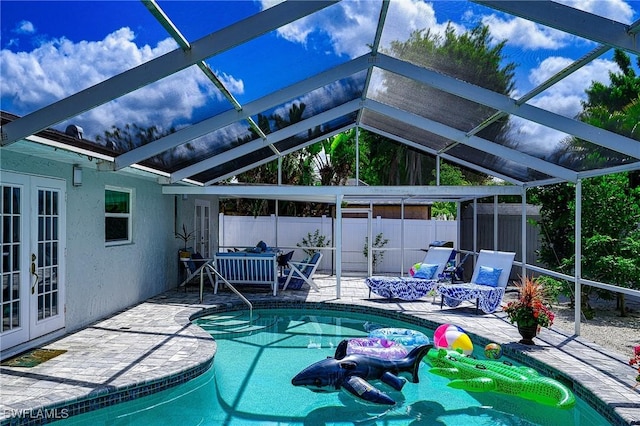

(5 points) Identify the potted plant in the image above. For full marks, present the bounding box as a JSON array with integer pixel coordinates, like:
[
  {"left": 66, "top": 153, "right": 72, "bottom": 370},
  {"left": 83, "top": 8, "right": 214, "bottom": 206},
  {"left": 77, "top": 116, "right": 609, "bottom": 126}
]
[
  {"left": 503, "top": 276, "right": 555, "bottom": 345},
  {"left": 175, "top": 224, "right": 195, "bottom": 261}
]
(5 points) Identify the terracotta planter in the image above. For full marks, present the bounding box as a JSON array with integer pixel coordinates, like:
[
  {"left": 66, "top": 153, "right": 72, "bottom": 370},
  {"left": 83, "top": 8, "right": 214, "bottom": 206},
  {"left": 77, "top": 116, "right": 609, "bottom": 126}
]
[{"left": 517, "top": 323, "right": 539, "bottom": 345}]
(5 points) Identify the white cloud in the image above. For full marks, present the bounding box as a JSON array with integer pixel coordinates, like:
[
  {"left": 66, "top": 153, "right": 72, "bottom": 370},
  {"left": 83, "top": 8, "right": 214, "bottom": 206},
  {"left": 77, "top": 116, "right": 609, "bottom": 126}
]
[
  {"left": 481, "top": 15, "right": 570, "bottom": 50},
  {"left": 528, "top": 57, "right": 619, "bottom": 116},
  {"left": 0, "top": 28, "right": 245, "bottom": 139},
  {"left": 16, "top": 20, "right": 35, "bottom": 34},
  {"left": 271, "top": 0, "right": 381, "bottom": 57},
  {"left": 480, "top": 0, "right": 636, "bottom": 51},
  {"left": 555, "top": 0, "right": 635, "bottom": 23},
  {"left": 378, "top": 0, "right": 441, "bottom": 50},
  {"left": 510, "top": 57, "right": 620, "bottom": 152},
  {"left": 265, "top": 0, "right": 443, "bottom": 58}
]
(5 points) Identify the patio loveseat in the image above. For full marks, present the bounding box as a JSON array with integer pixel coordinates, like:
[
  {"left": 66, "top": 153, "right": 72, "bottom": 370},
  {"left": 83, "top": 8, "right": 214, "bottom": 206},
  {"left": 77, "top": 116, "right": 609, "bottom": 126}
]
[{"left": 214, "top": 251, "right": 279, "bottom": 296}]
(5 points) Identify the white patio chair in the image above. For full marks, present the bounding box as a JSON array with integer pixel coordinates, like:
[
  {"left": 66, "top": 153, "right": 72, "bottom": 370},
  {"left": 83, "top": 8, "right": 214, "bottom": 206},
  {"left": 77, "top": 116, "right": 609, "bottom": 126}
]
[
  {"left": 178, "top": 252, "right": 216, "bottom": 293},
  {"left": 282, "top": 252, "right": 323, "bottom": 291}
]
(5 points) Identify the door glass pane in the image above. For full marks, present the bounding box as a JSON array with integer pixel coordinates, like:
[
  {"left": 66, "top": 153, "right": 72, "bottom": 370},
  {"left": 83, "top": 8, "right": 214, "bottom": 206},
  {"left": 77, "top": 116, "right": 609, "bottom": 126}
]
[
  {"left": 45, "top": 242, "right": 52, "bottom": 266},
  {"left": 12, "top": 188, "right": 20, "bottom": 214},
  {"left": 45, "top": 191, "right": 52, "bottom": 215},
  {"left": 51, "top": 266, "right": 58, "bottom": 290},
  {"left": 51, "top": 292, "right": 58, "bottom": 316},
  {"left": 1, "top": 185, "right": 21, "bottom": 332},
  {"left": 36, "top": 189, "right": 60, "bottom": 322},
  {"left": 12, "top": 245, "right": 19, "bottom": 270},
  {"left": 2, "top": 216, "right": 9, "bottom": 244},
  {"left": 1, "top": 275, "right": 7, "bottom": 303},
  {"left": 46, "top": 217, "right": 51, "bottom": 240},
  {"left": 2, "top": 187, "right": 10, "bottom": 214},
  {"left": 12, "top": 216, "right": 20, "bottom": 242},
  {"left": 44, "top": 293, "right": 51, "bottom": 317},
  {"left": 52, "top": 242, "right": 58, "bottom": 265},
  {"left": 38, "top": 190, "right": 44, "bottom": 215},
  {"left": 12, "top": 273, "right": 19, "bottom": 299},
  {"left": 2, "top": 245, "right": 9, "bottom": 271},
  {"left": 11, "top": 301, "right": 19, "bottom": 327},
  {"left": 38, "top": 295, "right": 44, "bottom": 320}
]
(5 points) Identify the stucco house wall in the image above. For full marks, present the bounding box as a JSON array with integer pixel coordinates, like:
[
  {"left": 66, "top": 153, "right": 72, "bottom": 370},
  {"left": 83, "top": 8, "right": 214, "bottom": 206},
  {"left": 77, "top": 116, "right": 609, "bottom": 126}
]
[{"left": 1, "top": 149, "right": 178, "bottom": 334}]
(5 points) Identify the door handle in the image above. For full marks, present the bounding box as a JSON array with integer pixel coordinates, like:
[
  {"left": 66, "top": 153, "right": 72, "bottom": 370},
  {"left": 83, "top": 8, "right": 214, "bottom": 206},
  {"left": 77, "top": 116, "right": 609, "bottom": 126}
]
[{"left": 31, "top": 253, "right": 38, "bottom": 294}]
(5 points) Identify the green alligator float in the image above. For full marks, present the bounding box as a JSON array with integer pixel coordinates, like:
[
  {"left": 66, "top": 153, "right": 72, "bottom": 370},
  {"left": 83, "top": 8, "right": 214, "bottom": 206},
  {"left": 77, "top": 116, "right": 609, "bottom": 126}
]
[{"left": 426, "top": 348, "right": 576, "bottom": 409}]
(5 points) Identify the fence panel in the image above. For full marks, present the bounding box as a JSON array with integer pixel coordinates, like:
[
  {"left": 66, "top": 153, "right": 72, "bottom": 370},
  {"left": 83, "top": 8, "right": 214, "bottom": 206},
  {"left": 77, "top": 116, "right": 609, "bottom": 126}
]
[{"left": 218, "top": 214, "right": 457, "bottom": 274}]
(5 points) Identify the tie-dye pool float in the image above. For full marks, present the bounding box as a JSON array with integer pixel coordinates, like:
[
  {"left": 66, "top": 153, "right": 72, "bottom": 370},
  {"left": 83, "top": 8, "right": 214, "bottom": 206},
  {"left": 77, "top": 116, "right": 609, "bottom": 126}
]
[
  {"left": 336, "top": 337, "right": 409, "bottom": 360},
  {"left": 335, "top": 328, "right": 431, "bottom": 360},
  {"left": 368, "top": 328, "right": 431, "bottom": 349}
]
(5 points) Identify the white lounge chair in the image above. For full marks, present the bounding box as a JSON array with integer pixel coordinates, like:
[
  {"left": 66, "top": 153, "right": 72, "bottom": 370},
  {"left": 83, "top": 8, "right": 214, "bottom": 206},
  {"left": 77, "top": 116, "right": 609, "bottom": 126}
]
[
  {"left": 364, "top": 247, "right": 454, "bottom": 300},
  {"left": 282, "top": 252, "right": 323, "bottom": 291},
  {"left": 436, "top": 249, "right": 516, "bottom": 314}
]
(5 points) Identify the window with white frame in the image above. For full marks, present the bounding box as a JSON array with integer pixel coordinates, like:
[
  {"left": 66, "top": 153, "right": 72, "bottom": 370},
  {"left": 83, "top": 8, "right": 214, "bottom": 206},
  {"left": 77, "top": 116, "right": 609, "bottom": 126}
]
[{"left": 105, "top": 187, "right": 132, "bottom": 244}]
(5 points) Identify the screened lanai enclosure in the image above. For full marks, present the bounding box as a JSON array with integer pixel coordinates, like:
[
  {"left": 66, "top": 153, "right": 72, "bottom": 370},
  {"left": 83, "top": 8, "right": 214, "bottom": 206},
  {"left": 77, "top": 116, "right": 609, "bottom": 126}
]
[{"left": 1, "top": 1, "right": 639, "bottom": 335}]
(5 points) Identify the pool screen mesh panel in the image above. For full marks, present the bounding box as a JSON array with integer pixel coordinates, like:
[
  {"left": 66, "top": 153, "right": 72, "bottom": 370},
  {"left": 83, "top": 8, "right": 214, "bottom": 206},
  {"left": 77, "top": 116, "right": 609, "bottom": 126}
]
[{"left": 1, "top": 0, "right": 639, "bottom": 188}]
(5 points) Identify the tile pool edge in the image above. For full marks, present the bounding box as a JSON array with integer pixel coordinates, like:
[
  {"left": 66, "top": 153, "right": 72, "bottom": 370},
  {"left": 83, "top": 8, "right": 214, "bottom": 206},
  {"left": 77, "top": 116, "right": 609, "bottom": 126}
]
[{"left": 191, "top": 300, "right": 634, "bottom": 426}]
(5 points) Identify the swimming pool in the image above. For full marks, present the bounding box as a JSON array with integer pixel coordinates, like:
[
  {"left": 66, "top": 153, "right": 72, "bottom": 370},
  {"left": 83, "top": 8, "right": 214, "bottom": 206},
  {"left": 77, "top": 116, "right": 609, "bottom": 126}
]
[{"left": 55, "top": 308, "right": 608, "bottom": 425}]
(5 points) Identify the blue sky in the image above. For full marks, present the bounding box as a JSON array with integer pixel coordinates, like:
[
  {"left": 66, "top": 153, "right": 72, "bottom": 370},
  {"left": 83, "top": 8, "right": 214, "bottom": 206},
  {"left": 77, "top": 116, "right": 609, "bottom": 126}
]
[{"left": 1, "top": 0, "right": 638, "bottom": 153}]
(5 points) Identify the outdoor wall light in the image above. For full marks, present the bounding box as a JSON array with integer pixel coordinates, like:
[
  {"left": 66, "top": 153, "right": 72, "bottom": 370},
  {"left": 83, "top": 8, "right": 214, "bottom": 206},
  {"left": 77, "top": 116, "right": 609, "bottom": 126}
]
[{"left": 72, "top": 165, "right": 82, "bottom": 187}]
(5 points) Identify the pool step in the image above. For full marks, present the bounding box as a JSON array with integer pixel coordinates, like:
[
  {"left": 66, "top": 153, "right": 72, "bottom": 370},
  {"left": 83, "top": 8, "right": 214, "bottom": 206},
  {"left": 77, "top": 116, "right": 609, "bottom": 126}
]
[
  {"left": 195, "top": 313, "right": 279, "bottom": 337},
  {"left": 204, "top": 324, "right": 268, "bottom": 335}
]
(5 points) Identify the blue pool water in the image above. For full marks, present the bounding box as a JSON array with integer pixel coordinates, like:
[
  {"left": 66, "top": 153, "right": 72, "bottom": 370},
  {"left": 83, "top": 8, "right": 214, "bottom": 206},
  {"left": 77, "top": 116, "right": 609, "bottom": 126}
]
[{"left": 56, "top": 309, "right": 608, "bottom": 425}]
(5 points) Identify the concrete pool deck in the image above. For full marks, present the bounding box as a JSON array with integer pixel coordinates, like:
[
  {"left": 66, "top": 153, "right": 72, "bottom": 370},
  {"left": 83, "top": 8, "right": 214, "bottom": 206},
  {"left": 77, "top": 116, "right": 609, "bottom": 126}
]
[{"left": 1, "top": 274, "right": 639, "bottom": 425}]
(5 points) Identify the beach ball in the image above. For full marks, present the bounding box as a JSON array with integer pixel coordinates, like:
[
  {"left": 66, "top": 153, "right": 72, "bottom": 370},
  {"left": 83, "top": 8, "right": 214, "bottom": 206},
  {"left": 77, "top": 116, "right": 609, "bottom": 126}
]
[
  {"left": 484, "top": 343, "right": 503, "bottom": 359},
  {"left": 433, "top": 324, "right": 473, "bottom": 355}
]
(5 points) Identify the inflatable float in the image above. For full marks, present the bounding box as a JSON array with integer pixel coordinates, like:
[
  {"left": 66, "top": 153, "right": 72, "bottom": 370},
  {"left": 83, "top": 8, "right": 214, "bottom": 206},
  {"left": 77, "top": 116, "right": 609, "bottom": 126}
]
[
  {"left": 292, "top": 342, "right": 433, "bottom": 405},
  {"left": 336, "top": 337, "right": 409, "bottom": 360},
  {"left": 368, "top": 328, "right": 430, "bottom": 349},
  {"left": 433, "top": 323, "right": 473, "bottom": 355},
  {"left": 426, "top": 348, "right": 576, "bottom": 409}
]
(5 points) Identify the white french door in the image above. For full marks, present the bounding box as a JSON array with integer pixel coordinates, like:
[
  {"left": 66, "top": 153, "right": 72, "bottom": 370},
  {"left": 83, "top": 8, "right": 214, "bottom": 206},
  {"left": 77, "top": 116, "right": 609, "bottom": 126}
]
[
  {"left": 194, "top": 199, "right": 211, "bottom": 258},
  {"left": 1, "top": 172, "right": 66, "bottom": 350}
]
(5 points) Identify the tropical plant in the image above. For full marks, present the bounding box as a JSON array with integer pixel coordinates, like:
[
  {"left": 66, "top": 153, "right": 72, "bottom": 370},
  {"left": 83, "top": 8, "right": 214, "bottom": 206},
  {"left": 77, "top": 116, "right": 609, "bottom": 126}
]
[
  {"left": 297, "top": 229, "right": 331, "bottom": 256},
  {"left": 503, "top": 276, "right": 555, "bottom": 328},
  {"left": 531, "top": 49, "right": 640, "bottom": 317},
  {"left": 370, "top": 23, "right": 516, "bottom": 186},
  {"left": 363, "top": 232, "right": 390, "bottom": 271}
]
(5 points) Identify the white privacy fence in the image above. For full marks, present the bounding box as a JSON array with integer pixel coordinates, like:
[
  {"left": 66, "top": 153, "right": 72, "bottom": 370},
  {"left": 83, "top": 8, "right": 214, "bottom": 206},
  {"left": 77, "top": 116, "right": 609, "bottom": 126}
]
[{"left": 218, "top": 214, "right": 457, "bottom": 274}]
